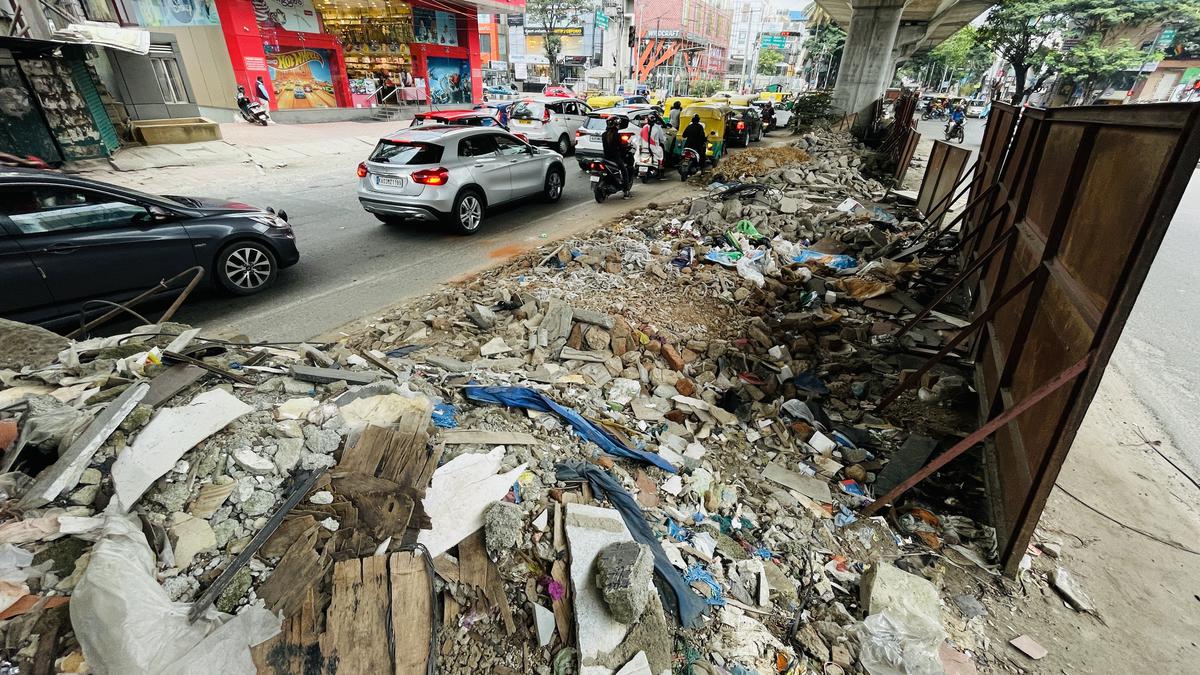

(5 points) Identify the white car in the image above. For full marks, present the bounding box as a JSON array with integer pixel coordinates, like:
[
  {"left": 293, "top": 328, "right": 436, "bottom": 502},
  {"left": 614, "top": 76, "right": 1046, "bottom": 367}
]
[
  {"left": 507, "top": 96, "right": 592, "bottom": 156},
  {"left": 965, "top": 99, "right": 989, "bottom": 118},
  {"left": 575, "top": 107, "right": 676, "bottom": 169}
]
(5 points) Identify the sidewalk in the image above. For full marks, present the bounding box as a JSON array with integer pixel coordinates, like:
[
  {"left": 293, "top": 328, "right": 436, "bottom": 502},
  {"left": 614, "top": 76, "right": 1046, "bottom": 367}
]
[{"left": 87, "top": 119, "right": 415, "bottom": 173}]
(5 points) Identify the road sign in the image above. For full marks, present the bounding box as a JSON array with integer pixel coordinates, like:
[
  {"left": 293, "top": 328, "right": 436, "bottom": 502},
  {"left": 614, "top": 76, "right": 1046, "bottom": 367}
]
[
  {"left": 595, "top": 11, "right": 609, "bottom": 29},
  {"left": 760, "top": 34, "right": 786, "bottom": 49},
  {"left": 1155, "top": 27, "right": 1176, "bottom": 49}
]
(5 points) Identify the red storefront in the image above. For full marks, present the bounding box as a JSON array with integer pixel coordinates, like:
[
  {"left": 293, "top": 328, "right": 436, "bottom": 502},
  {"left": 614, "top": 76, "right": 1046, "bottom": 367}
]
[{"left": 214, "top": 0, "right": 518, "bottom": 112}]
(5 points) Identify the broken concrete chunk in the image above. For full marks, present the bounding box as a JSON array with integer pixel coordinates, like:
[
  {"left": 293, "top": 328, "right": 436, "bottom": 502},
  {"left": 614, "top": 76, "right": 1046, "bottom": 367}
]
[
  {"left": 483, "top": 501, "right": 524, "bottom": 558},
  {"left": 424, "top": 355, "right": 474, "bottom": 373},
  {"left": 533, "top": 602, "right": 556, "bottom": 647},
  {"left": 0, "top": 318, "right": 69, "bottom": 370},
  {"left": 467, "top": 303, "right": 497, "bottom": 329},
  {"left": 596, "top": 541, "right": 653, "bottom": 624},
  {"left": 232, "top": 448, "right": 275, "bottom": 476},
  {"left": 860, "top": 563, "right": 941, "bottom": 618},
  {"left": 289, "top": 364, "right": 379, "bottom": 385},
  {"left": 565, "top": 503, "right": 635, "bottom": 669},
  {"left": 541, "top": 300, "right": 574, "bottom": 340},
  {"left": 479, "top": 336, "right": 510, "bottom": 356},
  {"left": 168, "top": 513, "right": 216, "bottom": 568}
]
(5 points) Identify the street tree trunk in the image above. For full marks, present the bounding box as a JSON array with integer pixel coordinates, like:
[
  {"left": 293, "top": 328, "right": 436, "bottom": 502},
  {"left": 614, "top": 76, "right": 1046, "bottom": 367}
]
[{"left": 1010, "top": 62, "right": 1027, "bottom": 105}]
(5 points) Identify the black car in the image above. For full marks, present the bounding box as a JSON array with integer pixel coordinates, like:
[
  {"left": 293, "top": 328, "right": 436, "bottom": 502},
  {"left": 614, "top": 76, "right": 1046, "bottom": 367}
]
[
  {"left": 727, "top": 105, "right": 764, "bottom": 147},
  {"left": 0, "top": 169, "right": 299, "bottom": 327}
]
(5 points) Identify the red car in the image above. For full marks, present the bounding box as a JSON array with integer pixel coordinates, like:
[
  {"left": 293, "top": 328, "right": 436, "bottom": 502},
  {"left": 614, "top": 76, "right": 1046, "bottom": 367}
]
[
  {"left": 542, "top": 85, "right": 576, "bottom": 98},
  {"left": 409, "top": 109, "right": 505, "bottom": 129}
]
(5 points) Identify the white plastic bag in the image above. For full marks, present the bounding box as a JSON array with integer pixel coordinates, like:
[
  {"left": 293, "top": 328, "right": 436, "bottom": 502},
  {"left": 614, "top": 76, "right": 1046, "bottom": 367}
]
[
  {"left": 72, "top": 506, "right": 280, "bottom": 675},
  {"left": 856, "top": 608, "right": 945, "bottom": 675}
]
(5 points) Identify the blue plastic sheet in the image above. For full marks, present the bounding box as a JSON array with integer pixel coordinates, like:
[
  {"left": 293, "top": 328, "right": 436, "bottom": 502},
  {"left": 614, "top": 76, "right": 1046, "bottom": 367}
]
[
  {"left": 683, "top": 565, "right": 726, "bottom": 607},
  {"left": 464, "top": 385, "right": 678, "bottom": 473},
  {"left": 792, "top": 249, "right": 858, "bottom": 269},
  {"left": 556, "top": 462, "right": 708, "bottom": 628},
  {"left": 431, "top": 403, "right": 458, "bottom": 428},
  {"left": 793, "top": 373, "right": 830, "bottom": 396}
]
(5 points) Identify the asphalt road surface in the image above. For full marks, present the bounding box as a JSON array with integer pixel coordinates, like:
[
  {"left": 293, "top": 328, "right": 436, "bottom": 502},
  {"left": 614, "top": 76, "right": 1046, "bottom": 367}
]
[{"left": 145, "top": 139, "right": 763, "bottom": 341}]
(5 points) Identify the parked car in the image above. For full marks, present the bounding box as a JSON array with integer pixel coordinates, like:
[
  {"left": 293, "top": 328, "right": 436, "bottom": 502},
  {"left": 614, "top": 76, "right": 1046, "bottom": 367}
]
[
  {"left": 0, "top": 168, "right": 299, "bottom": 327},
  {"left": 575, "top": 107, "right": 676, "bottom": 169},
  {"left": 485, "top": 84, "right": 516, "bottom": 96},
  {"left": 507, "top": 96, "right": 592, "bottom": 156},
  {"left": 356, "top": 126, "right": 566, "bottom": 234},
  {"left": 727, "top": 105, "right": 763, "bottom": 146},
  {"left": 410, "top": 109, "right": 505, "bottom": 129}
]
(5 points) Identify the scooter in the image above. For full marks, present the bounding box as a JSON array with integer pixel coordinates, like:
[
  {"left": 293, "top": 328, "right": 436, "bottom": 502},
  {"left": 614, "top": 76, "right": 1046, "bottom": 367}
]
[
  {"left": 587, "top": 158, "right": 629, "bottom": 203},
  {"left": 236, "top": 87, "right": 270, "bottom": 126},
  {"left": 634, "top": 144, "right": 665, "bottom": 183},
  {"left": 944, "top": 119, "right": 965, "bottom": 143},
  {"left": 677, "top": 147, "right": 703, "bottom": 182}
]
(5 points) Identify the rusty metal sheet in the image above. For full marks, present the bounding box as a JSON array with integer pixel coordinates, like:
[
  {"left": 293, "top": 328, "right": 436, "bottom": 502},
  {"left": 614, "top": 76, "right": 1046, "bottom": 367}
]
[
  {"left": 964, "top": 102, "right": 1200, "bottom": 573},
  {"left": 916, "top": 140, "right": 972, "bottom": 228},
  {"left": 892, "top": 127, "right": 921, "bottom": 184}
]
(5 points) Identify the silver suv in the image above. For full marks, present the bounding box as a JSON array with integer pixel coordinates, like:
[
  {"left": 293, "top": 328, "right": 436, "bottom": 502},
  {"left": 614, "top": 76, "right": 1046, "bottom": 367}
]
[
  {"left": 357, "top": 126, "right": 566, "bottom": 234},
  {"left": 507, "top": 96, "right": 591, "bottom": 155}
]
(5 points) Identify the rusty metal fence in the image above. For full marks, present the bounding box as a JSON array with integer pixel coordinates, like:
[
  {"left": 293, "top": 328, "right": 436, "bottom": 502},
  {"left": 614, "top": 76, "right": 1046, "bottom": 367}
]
[
  {"left": 916, "top": 140, "right": 972, "bottom": 229},
  {"left": 867, "top": 103, "right": 1200, "bottom": 574}
]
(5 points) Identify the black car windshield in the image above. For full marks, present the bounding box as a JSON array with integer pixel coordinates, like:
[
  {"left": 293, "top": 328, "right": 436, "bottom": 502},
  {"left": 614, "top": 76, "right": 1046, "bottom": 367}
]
[{"left": 369, "top": 141, "right": 444, "bottom": 165}]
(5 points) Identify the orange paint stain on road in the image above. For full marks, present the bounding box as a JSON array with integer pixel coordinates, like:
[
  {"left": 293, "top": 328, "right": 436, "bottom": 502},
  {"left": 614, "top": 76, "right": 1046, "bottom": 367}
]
[{"left": 487, "top": 244, "right": 527, "bottom": 259}]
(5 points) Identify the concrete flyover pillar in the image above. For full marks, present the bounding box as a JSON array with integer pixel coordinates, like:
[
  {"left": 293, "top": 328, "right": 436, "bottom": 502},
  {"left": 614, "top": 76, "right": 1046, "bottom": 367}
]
[{"left": 831, "top": 0, "right": 908, "bottom": 120}]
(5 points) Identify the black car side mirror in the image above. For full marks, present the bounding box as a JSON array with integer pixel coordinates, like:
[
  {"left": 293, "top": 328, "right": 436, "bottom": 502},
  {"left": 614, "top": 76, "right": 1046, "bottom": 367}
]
[{"left": 135, "top": 205, "right": 173, "bottom": 225}]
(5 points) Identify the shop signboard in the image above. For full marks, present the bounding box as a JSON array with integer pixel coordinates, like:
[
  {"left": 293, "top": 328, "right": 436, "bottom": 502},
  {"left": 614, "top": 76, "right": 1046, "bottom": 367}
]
[
  {"left": 525, "top": 26, "right": 584, "bottom": 37},
  {"left": 507, "top": 15, "right": 524, "bottom": 27},
  {"left": 125, "top": 0, "right": 218, "bottom": 27},
  {"left": 426, "top": 56, "right": 472, "bottom": 104},
  {"left": 253, "top": 0, "right": 321, "bottom": 34},
  {"left": 414, "top": 8, "right": 459, "bottom": 47},
  {"left": 525, "top": 34, "right": 583, "bottom": 58},
  {"left": 265, "top": 45, "right": 339, "bottom": 108}
]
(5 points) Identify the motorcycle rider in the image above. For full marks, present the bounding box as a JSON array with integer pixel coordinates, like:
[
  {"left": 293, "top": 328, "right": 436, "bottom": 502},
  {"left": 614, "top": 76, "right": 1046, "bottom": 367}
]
[
  {"left": 602, "top": 116, "right": 633, "bottom": 199},
  {"left": 946, "top": 102, "right": 965, "bottom": 139},
  {"left": 682, "top": 113, "right": 708, "bottom": 170},
  {"left": 762, "top": 101, "right": 776, "bottom": 132}
]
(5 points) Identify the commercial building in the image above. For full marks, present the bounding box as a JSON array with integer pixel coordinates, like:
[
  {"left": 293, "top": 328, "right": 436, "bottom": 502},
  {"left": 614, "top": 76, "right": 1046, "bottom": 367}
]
[{"left": 631, "top": 0, "right": 731, "bottom": 92}]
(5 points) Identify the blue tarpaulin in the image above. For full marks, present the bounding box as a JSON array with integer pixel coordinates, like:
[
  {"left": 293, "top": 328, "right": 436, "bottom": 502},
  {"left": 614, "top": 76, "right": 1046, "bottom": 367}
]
[{"left": 464, "top": 385, "right": 678, "bottom": 473}]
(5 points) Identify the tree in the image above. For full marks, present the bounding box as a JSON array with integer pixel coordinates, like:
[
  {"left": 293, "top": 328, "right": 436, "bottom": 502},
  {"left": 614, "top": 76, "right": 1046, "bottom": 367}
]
[
  {"left": 691, "top": 79, "right": 722, "bottom": 96},
  {"left": 757, "top": 48, "right": 784, "bottom": 76},
  {"left": 525, "top": 0, "right": 591, "bottom": 83},
  {"left": 974, "top": 1, "right": 1067, "bottom": 104},
  {"left": 803, "top": 24, "right": 845, "bottom": 89},
  {"left": 1051, "top": 34, "right": 1153, "bottom": 101}
]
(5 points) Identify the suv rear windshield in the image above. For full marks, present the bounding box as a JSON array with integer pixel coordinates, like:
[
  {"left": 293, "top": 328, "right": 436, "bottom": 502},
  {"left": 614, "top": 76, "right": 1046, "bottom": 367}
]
[
  {"left": 369, "top": 140, "right": 444, "bottom": 165},
  {"left": 512, "top": 101, "right": 545, "bottom": 119},
  {"left": 583, "top": 115, "right": 619, "bottom": 131}
]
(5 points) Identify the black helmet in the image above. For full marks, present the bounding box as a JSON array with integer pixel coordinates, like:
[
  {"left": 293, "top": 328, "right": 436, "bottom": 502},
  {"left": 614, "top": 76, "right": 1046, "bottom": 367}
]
[{"left": 606, "top": 116, "right": 622, "bottom": 129}]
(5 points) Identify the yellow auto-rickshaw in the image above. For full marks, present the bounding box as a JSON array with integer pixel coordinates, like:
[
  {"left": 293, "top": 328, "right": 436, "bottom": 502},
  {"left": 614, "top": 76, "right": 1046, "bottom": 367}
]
[
  {"left": 725, "top": 94, "right": 757, "bottom": 106},
  {"left": 758, "top": 91, "right": 786, "bottom": 104},
  {"left": 674, "top": 102, "right": 730, "bottom": 164},
  {"left": 586, "top": 94, "right": 623, "bottom": 109}
]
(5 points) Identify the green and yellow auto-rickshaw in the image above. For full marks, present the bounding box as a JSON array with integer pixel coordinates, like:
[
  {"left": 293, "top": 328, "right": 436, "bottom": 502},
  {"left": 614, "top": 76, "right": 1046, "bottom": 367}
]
[
  {"left": 586, "top": 94, "right": 624, "bottom": 110},
  {"left": 674, "top": 102, "right": 730, "bottom": 164}
]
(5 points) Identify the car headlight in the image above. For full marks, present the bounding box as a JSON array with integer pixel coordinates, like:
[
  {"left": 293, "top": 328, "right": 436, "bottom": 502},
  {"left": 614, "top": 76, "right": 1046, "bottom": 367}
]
[{"left": 251, "top": 214, "right": 289, "bottom": 229}]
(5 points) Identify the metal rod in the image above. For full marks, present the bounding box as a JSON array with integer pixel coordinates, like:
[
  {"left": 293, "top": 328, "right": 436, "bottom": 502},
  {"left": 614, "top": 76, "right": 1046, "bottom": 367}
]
[
  {"left": 861, "top": 351, "right": 1094, "bottom": 517},
  {"left": 65, "top": 266, "right": 205, "bottom": 339}
]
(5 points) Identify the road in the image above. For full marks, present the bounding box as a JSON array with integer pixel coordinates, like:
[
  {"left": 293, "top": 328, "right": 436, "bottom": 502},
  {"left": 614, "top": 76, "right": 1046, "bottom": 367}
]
[{"left": 141, "top": 140, "right": 748, "bottom": 341}]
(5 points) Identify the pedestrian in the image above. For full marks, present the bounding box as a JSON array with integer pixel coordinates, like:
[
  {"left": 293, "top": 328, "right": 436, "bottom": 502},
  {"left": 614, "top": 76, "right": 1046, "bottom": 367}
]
[
  {"left": 669, "top": 100, "right": 682, "bottom": 129},
  {"left": 639, "top": 113, "right": 666, "bottom": 168},
  {"left": 255, "top": 76, "right": 270, "bottom": 107},
  {"left": 682, "top": 113, "right": 708, "bottom": 169},
  {"left": 602, "top": 116, "right": 632, "bottom": 198}
]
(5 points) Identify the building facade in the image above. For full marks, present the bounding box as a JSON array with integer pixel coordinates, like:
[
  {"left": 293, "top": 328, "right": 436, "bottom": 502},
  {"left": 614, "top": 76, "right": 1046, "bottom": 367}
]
[{"left": 632, "top": 0, "right": 731, "bottom": 91}]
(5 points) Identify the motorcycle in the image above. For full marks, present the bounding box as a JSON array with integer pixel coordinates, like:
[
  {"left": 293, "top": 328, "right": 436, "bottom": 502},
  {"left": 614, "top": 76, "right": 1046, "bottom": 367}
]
[
  {"left": 677, "top": 147, "right": 702, "bottom": 182},
  {"left": 587, "top": 158, "right": 629, "bottom": 203},
  {"left": 921, "top": 107, "right": 945, "bottom": 121},
  {"left": 634, "top": 143, "right": 666, "bottom": 183},
  {"left": 944, "top": 119, "right": 965, "bottom": 143},
  {"left": 236, "top": 88, "right": 270, "bottom": 126}
]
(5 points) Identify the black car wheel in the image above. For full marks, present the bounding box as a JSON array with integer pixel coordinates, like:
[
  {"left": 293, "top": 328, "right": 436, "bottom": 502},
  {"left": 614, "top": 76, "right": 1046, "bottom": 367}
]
[
  {"left": 557, "top": 135, "right": 571, "bottom": 156},
  {"left": 448, "top": 189, "right": 485, "bottom": 234},
  {"left": 216, "top": 241, "right": 277, "bottom": 295},
  {"left": 543, "top": 167, "right": 564, "bottom": 202}
]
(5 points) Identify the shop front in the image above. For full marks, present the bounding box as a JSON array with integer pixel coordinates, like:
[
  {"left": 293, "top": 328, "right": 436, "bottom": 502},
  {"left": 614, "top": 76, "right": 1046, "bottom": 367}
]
[{"left": 213, "top": 0, "right": 485, "bottom": 116}]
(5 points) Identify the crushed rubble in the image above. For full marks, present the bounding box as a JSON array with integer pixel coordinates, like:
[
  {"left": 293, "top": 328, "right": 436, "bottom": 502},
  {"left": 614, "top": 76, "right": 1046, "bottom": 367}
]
[{"left": 0, "top": 126, "right": 1093, "bottom": 675}]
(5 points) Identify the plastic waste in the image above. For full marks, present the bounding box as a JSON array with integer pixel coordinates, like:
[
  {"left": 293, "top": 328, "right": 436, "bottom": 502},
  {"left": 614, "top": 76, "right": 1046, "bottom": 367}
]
[
  {"left": 71, "top": 506, "right": 280, "bottom": 674},
  {"left": 735, "top": 254, "right": 766, "bottom": 288},
  {"left": 793, "top": 249, "right": 858, "bottom": 270},
  {"left": 856, "top": 608, "right": 945, "bottom": 675},
  {"left": 431, "top": 403, "right": 458, "bottom": 428}
]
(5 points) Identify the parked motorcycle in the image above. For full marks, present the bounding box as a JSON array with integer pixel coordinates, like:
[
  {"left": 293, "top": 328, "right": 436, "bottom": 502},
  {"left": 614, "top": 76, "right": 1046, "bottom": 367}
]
[
  {"left": 677, "top": 147, "right": 703, "bottom": 182},
  {"left": 236, "top": 86, "right": 270, "bottom": 126},
  {"left": 586, "top": 158, "right": 629, "bottom": 203}
]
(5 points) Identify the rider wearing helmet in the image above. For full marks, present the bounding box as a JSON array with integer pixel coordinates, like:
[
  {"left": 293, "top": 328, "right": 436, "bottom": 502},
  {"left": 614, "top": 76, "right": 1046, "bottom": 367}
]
[{"left": 602, "top": 116, "right": 633, "bottom": 198}]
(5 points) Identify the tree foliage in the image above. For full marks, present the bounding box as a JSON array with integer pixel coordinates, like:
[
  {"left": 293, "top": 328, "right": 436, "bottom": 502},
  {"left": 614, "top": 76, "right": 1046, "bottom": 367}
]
[
  {"left": 757, "top": 48, "right": 784, "bottom": 76},
  {"left": 690, "top": 79, "right": 723, "bottom": 96},
  {"left": 974, "top": 0, "right": 1066, "bottom": 104},
  {"left": 525, "top": 0, "right": 591, "bottom": 82}
]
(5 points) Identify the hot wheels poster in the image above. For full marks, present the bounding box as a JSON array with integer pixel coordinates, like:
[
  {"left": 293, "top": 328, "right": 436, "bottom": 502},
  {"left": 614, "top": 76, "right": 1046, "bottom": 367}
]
[
  {"left": 252, "top": 0, "right": 321, "bottom": 34},
  {"left": 265, "top": 46, "right": 338, "bottom": 108},
  {"left": 426, "top": 57, "right": 471, "bottom": 104}
]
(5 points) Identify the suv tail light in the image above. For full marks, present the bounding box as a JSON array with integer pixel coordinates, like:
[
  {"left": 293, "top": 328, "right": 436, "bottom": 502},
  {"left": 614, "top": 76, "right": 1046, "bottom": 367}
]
[
  {"left": 576, "top": 129, "right": 585, "bottom": 137},
  {"left": 356, "top": 162, "right": 368, "bottom": 178},
  {"left": 737, "top": 120, "right": 746, "bottom": 130},
  {"left": 411, "top": 167, "right": 449, "bottom": 186}
]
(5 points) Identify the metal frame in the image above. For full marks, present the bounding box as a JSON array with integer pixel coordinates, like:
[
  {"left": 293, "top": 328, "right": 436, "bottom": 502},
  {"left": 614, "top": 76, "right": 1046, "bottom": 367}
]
[{"left": 866, "top": 103, "right": 1200, "bottom": 574}]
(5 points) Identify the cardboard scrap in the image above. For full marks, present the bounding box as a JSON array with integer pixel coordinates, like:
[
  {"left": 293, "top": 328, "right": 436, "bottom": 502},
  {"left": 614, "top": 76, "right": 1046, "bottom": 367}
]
[{"left": 762, "top": 461, "right": 833, "bottom": 504}]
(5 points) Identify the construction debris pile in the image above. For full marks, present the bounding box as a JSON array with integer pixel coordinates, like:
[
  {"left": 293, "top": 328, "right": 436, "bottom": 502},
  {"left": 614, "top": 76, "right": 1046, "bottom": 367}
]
[{"left": 0, "top": 128, "right": 1080, "bottom": 675}]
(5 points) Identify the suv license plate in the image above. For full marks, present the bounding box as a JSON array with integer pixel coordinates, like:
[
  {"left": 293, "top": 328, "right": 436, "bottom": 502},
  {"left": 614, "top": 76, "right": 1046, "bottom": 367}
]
[{"left": 377, "top": 176, "right": 404, "bottom": 188}]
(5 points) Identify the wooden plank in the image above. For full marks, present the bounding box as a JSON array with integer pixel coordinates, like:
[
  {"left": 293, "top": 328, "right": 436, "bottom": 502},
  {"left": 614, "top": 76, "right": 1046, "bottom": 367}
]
[
  {"left": 458, "top": 530, "right": 515, "bottom": 634},
  {"left": 390, "top": 552, "right": 433, "bottom": 674},
  {"left": 261, "top": 515, "right": 317, "bottom": 559},
  {"left": 337, "top": 425, "right": 392, "bottom": 476},
  {"left": 377, "top": 404, "right": 433, "bottom": 485},
  {"left": 321, "top": 556, "right": 392, "bottom": 674},
  {"left": 551, "top": 558, "right": 573, "bottom": 648},
  {"left": 252, "top": 586, "right": 325, "bottom": 675},
  {"left": 142, "top": 364, "right": 206, "bottom": 408},
  {"left": 258, "top": 527, "right": 327, "bottom": 619}
]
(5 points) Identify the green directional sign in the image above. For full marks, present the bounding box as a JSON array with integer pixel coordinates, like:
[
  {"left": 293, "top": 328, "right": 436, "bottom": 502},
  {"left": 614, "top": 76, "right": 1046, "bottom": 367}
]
[
  {"left": 760, "top": 34, "right": 786, "bottom": 49},
  {"left": 595, "top": 11, "right": 609, "bottom": 29}
]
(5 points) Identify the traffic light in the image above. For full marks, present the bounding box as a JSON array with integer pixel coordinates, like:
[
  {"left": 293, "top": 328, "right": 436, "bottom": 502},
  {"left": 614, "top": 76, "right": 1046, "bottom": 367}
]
[{"left": 629, "top": 25, "right": 636, "bottom": 47}]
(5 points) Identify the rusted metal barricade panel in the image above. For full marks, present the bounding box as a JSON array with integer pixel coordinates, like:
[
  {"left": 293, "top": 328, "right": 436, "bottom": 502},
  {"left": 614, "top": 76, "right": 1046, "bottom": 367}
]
[
  {"left": 892, "top": 128, "right": 922, "bottom": 184},
  {"left": 962, "top": 103, "right": 1021, "bottom": 247},
  {"left": 964, "top": 103, "right": 1200, "bottom": 573},
  {"left": 916, "top": 140, "right": 972, "bottom": 228}
]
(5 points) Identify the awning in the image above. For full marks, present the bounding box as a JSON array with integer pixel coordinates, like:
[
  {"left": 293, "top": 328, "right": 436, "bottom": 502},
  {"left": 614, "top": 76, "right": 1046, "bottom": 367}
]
[{"left": 53, "top": 21, "right": 150, "bottom": 56}]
